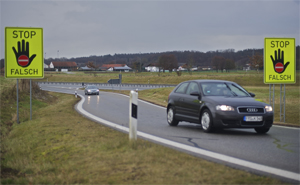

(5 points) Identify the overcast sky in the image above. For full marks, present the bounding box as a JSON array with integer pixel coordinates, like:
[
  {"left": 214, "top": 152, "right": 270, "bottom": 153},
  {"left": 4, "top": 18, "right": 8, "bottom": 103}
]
[{"left": 1, "top": 0, "right": 299, "bottom": 59}]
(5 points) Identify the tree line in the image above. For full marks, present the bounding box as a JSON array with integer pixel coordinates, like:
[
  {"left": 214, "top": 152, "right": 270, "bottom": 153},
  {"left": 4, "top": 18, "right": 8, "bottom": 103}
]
[{"left": 1, "top": 46, "right": 299, "bottom": 72}]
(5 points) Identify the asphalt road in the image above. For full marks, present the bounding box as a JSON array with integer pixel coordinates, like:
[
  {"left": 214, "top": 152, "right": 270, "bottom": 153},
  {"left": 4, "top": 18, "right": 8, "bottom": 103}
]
[{"left": 40, "top": 83, "right": 300, "bottom": 183}]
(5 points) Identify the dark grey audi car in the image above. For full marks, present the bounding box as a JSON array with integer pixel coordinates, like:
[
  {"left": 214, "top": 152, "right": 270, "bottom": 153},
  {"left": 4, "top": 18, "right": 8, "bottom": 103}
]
[{"left": 167, "top": 80, "right": 273, "bottom": 134}]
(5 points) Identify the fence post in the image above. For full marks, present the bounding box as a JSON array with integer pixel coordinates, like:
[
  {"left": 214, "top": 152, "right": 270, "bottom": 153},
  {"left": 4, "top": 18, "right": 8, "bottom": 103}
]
[{"left": 129, "top": 90, "right": 138, "bottom": 141}]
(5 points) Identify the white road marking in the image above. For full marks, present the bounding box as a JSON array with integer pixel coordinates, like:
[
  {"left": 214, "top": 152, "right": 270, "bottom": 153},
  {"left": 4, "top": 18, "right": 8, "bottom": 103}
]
[{"left": 273, "top": 125, "right": 300, "bottom": 130}]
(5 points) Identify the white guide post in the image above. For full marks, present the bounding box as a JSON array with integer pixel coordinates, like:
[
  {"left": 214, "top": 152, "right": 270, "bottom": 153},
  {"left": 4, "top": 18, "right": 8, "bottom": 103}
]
[{"left": 129, "top": 90, "right": 138, "bottom": 141}]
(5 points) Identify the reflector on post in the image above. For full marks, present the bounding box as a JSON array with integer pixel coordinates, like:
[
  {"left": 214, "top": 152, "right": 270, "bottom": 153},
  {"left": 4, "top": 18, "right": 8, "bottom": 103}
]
[{"left": 129, "top": 90, "right": 138, "bottom": 141}]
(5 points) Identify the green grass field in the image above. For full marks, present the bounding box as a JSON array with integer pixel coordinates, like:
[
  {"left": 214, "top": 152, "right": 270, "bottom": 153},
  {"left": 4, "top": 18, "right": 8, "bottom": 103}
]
[
  {"left": 38, "top": 70, "right": 299, "bottom": 87},
  {"left": 0, "top": 77, "right": 288, "bottom": 184}
]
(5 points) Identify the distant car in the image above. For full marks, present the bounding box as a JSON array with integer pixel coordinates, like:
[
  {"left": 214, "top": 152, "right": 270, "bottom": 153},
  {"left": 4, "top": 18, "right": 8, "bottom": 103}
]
[
  {"left": 167, "top": 80, "right": 273, "bottom": 134},
  {"left": 84, "top": 85, "right": 99, "bottom": 95}
]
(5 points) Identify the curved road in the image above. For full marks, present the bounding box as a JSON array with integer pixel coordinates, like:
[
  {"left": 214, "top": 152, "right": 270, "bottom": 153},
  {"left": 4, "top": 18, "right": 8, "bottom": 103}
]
[{"left": 40, "top": 83, "right": 300, "bottom": 183}]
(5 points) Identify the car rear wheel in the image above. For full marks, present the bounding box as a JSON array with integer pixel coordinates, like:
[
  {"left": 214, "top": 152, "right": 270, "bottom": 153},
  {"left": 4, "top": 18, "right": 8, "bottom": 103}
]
[
  {"left": 254, "top": 127, "right": 270, "bottom": 134},
  {"left": 167, "top": 107, "right": 179, "bottom": 126},
  {"left": 201, "top": 109, "right": 214, "bottom": 133}
]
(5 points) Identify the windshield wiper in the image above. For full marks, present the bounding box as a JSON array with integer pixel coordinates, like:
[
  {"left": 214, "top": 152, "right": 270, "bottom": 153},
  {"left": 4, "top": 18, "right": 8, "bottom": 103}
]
[{"left": 224, "top": 83, "right": 238, "bottom": 96}]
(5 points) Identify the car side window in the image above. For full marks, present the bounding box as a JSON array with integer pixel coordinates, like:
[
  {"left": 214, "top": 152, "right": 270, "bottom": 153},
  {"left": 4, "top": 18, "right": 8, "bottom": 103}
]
[
  {"left": 186, "top": 82, "right": 200, "bottom": 95},
  {"left": 175, "top": 82, "right": 189, "bottom": 94}
]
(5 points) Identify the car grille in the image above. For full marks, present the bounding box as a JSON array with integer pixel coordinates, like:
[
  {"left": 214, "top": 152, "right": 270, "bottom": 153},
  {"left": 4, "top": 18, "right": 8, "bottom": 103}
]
[
  {"left": 222, "top": 120, "right": 267, "bottom": 126},
  {"left": 238, "top": 107, "right": 264, "bottom": 113},
  {"left": 241, "top": 121, "right": 264, "bottom": 126}
]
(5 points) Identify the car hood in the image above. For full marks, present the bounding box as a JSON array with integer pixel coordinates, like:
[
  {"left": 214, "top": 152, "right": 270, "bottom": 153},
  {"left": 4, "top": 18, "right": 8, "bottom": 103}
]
[{"left": 203, "top": 96, "right": 269, "bottom": 107}]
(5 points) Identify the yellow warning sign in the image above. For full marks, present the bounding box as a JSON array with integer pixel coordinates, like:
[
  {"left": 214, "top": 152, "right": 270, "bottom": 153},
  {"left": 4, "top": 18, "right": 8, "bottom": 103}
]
[
  {"left": 5, "top": 27, "right": 43, "bottom": 78},
  {"left": 264, "top": 38, "right": 295, "bottom": 84}
]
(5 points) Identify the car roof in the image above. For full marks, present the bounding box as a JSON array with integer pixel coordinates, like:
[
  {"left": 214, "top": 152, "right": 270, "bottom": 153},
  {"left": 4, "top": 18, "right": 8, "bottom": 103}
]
[{"left": 184, "top": 79, "right": 234, "bottom": 83}]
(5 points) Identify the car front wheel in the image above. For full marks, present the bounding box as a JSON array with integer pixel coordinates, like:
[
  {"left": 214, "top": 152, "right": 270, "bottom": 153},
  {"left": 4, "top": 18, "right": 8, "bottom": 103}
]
[
  {"left": 167, "top": 107, "right": 179, "bottom": 126},
  {"left": 201, "top": 109, "right": 214, "bottom": 133}
]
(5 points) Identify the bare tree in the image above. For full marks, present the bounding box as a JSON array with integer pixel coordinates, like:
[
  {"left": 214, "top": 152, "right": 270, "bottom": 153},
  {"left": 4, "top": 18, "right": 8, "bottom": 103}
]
[
  {"left": 158, "top": 54, "right": 178, "bottom": 73},
  {"left": 132, "top": 61, "right": 140, "bottom": 72},
  {"left": 211, "top": 56, "right": 225, "bottom": 72},
  {"left": 249, "top": 53, "right": 263, "bottom": 72},
  {"left": 225, "top": 59, "right": 236, "bottom": 72},
  {"left": 87, "top": 61, "right": 99, "bottom": 70},
  {"left": 187, "top": 57, "right": 195, "bottom": 75}
]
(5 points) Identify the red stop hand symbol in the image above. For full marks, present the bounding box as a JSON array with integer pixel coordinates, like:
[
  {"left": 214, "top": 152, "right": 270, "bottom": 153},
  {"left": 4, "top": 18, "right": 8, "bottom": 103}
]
[
  {"left": 12, "top": 39, "right": 36, "bottom": 67},
  {"left": 270, "top": 49, "right": 290, "bottom": 74}
]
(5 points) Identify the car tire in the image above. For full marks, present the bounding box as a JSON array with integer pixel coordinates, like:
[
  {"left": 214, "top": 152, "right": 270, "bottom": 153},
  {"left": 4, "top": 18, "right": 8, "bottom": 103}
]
[
  {"left": 167, "top": 107, "right": 179, "bottom": 126},
  {"left": 201, "top": 109, "right": 214, "bottom": 133},
  {"left": 254, "top": 127, "right": 270, "bottom": 134}
]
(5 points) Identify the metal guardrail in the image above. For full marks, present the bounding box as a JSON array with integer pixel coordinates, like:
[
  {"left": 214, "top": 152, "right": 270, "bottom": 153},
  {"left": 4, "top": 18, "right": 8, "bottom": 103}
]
[{"left": 37, "top": 82, "right": 176, "bottom": 88}]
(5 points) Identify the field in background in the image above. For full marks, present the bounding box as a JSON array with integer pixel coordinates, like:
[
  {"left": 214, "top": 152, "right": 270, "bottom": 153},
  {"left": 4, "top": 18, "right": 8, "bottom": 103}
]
[
  {"left": 38, "top": 70, "right": 299, "bottom": 87},
  {"left": 0, "top": 78, "right": 286, "bottom": 184}
]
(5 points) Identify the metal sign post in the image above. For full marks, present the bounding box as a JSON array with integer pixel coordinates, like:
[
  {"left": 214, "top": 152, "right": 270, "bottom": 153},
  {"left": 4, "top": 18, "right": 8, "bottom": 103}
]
[
  {"left": 269, "top": 84, "right": 275, "bottom": 120},
  {"left": 16, "top": 79, "right": 19, "bottom": 124},
  {"left": 30, "top": 79, "right": 32, "bottom": 120},
  {"left": 280, "top": 84, "right": 286, "bottom": 122}
]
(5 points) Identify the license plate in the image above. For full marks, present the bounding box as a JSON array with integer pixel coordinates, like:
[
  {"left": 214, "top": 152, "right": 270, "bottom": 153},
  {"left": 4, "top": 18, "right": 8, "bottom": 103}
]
[{"left": 244, "top": 116, "right": 263, "bottom": 122}]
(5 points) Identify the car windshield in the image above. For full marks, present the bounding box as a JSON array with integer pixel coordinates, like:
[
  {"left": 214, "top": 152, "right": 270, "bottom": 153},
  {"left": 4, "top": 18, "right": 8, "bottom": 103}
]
[
  {"left": 201, "top": 82, "right": 250, "bottom": 97},
  {"left": 87, "top": 86, "right": 98, "bottom": 89}
]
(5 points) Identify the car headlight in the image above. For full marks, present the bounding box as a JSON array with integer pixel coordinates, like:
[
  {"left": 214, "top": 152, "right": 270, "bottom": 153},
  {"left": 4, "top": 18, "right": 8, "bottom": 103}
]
[
  {"left": 88, "top": 90, "right": 91, "bottom": 92},
  {"left": 216, "top": 105, "right": 234, "bottom": 111},
  {"left": 265, "top": 105, "right": 273, "bottom": 112}
]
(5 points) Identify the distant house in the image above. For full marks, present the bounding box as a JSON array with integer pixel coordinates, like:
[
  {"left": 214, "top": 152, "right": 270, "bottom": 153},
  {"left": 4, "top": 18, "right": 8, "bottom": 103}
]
[
  {"left": 243, "top": 63, "right": 251, "bottom": 71},
  {"left": 50, "top": 61, "right": 78, "bottom": 71},
  {"left": 100, "top": 64, "right": 132, "bottom": 72},
  {"left": 198, "top": 66, "right": 212, "bottom": 71},
  {"left": 79, "top": 66, "right": 92, "bottom": 71},
  {"left": 191, "top": 67, "right": 198, "bottom": 71},
  {"left": 145, "top": 63, "right": 160, "bottom": 72},
  {"left": 113, "top": 66, "right": 132, "bottom": 72},
  {"left": 44, "top": 63, "right": 49, "bottom": 68},
  {"left": 178, "top": 63, "right": 198, "bottom": 71},
  {"left": 178, "top": 63, "right": 188, "bottom": 71}
]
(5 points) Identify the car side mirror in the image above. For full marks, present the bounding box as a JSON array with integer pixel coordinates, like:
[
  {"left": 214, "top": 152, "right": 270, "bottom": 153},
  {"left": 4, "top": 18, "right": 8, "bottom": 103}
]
[
  {"left": 190, "top": 91, "right": 202, "bottom": 100},
  {"left": 249, "top": 92, "right": 255, "bottom": 97}
]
